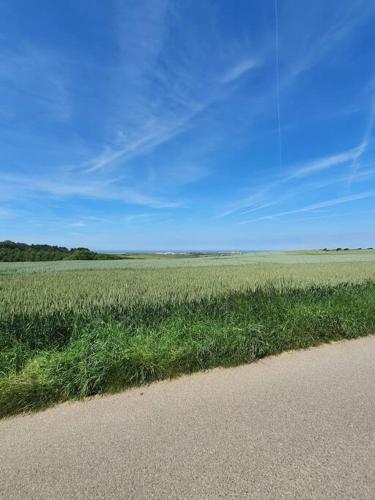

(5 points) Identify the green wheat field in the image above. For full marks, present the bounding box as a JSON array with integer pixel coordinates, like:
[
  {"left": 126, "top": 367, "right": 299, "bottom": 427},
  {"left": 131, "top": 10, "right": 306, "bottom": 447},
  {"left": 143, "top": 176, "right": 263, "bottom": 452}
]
[{"left": 1, "top": 250, "right": 375, "bottom": 417}]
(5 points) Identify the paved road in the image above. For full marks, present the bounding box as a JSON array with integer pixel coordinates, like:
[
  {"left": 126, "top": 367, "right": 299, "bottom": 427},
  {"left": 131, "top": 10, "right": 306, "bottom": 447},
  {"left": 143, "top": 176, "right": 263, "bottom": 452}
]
[{"left": 1, "top": 336, "right": 375, "bottom": 499}]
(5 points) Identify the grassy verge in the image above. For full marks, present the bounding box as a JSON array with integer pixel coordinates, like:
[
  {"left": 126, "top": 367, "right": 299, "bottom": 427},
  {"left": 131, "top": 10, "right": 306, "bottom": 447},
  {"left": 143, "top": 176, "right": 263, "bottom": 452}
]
[{"left": 1, "top": 282, "right": 375, "bottom": 418}]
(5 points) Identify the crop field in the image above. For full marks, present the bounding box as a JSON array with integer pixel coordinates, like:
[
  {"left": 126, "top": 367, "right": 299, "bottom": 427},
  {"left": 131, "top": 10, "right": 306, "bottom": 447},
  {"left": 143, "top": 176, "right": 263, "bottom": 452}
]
[
  {"left": 1, "top": 251, "right": 375, "bottom": 417},
  {"left": 2, "top": 249, "right": 375, "bottom": 274}
]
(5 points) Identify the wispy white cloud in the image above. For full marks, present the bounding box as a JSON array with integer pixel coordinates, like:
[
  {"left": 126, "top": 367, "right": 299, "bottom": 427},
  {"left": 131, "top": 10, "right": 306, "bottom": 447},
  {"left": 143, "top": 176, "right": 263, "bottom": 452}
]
[
  {"left": 237, "top": 202, "right": 277, "bottom": 216},
  {"left": 288, "top": 148, "right": 359, "bottom": 179},
  {"left": 220, "top": 144, "right": 361, "bottom": 218},
  {"left": 84, "top": 65, "right": 260, "bottom": 174},
  {"left": 348, "top": 95, "right": 375, "bottom": 184},
  {"left": 219, "top": 142, "right": 369, "bottom": 219},
  {"left": 287, "top": 207, "right": 375, "bottom": 223},
  {"left": 284, "top": 1, "right": 375, "bottom": 80},
  {"left": 222, "top": 59, "right": 259, "bottom": 83},
  {"left": 124, "top": 212, "right": 166, "bottom": 224},
  {"left": 222, "top": 107, "right": 374, "bottom": 219},
  {"left": 0, "top": 172, "right": 183, "bottom": 209},
  {"left": 84, "top": 114, "right": 205, "bottom": 173},
  {"left": 90, "top": 0, "right": 375, "bottom": 185},
  {"left": 218, "top": 184, "right": 280, "bottom": 218},
  {"left": 240, "top": 190, "right": 375, "bottom": 224},
  {"left": 218, "top": 2, "right": 375, "bottom": 221},
  {"left": 81, "top": 0, "right": 262, "bottom": 174}
]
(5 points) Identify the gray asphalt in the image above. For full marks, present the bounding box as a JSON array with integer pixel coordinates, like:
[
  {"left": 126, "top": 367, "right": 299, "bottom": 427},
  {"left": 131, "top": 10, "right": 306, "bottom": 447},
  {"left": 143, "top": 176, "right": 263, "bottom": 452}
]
[{"left": 1, "top": 336, "right": 375, "bottom": 499}]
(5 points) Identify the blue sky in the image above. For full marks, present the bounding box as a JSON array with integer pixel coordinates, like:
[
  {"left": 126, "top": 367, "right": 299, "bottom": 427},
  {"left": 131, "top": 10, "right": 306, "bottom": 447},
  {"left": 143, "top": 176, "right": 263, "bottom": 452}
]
[{"left": 1, "top": 0, "right": 375, "bottom": 250}]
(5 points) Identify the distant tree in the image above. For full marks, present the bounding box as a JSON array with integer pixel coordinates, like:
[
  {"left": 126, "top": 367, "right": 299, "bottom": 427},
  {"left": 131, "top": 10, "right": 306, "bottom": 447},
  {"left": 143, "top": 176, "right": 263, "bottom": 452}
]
[
  {"left": 0, "top": 241, "right": 119, "bottom": 262},
  {"left": 64, "top": 249, "right": 95, "bottom": 260}
]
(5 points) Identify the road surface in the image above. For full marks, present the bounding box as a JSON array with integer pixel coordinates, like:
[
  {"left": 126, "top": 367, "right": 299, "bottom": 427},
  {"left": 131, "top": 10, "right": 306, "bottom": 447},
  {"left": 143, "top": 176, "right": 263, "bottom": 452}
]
[{"left": 1, "top": 336, "right": 374, "bottom": 499}]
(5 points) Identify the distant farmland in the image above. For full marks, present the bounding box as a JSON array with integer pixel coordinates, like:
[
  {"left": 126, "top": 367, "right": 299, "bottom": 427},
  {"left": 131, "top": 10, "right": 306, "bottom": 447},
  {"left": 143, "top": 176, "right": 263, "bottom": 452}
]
[{"left": 1, "top": 249, "right": 375, "bottom": 274}]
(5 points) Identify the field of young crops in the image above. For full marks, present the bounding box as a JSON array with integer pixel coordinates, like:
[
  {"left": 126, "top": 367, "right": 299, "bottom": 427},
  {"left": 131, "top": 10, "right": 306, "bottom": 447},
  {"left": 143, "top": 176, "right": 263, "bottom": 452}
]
[
  {"left": 1, "top": 249, "right": 375, "bottom": 274},
  {"left": 1, "top": 252, "right": 375, "bottom": 417}
]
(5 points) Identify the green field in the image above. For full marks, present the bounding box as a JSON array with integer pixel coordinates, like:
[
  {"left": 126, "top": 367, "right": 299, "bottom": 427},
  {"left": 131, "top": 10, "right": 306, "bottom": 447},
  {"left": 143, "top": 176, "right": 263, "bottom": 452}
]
[
  {"left": 2, "top": 249, "right": 375, "bottom": 274},
  {"left": 1, "top": 251, "right": 375, "bottom": 417}
]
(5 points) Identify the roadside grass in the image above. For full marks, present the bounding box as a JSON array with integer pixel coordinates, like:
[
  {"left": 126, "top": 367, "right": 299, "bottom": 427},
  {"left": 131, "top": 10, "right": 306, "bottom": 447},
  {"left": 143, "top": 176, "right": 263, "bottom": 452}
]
[{"left": 1, "top": 281, "right": 374, "bottom": 418}]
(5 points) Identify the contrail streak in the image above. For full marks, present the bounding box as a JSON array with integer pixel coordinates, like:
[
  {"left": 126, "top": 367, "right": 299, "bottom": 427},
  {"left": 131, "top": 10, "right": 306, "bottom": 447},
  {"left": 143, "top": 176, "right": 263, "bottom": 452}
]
[{"left": 274, "top": 0, "right": 282, "bottom": 173}]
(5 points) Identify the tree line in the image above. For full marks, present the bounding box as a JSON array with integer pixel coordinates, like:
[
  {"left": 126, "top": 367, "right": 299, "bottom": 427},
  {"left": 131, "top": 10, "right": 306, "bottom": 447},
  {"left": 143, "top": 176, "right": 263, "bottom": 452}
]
[{"left": 0, "top": 241, "right": 118, "bottom": 262}]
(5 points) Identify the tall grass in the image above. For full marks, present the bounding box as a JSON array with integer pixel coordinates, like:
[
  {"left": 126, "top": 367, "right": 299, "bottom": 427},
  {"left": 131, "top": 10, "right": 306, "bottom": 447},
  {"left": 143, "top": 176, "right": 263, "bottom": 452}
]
[{"left": 1, "top": 271, "right": 375, "bottom": 417}]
